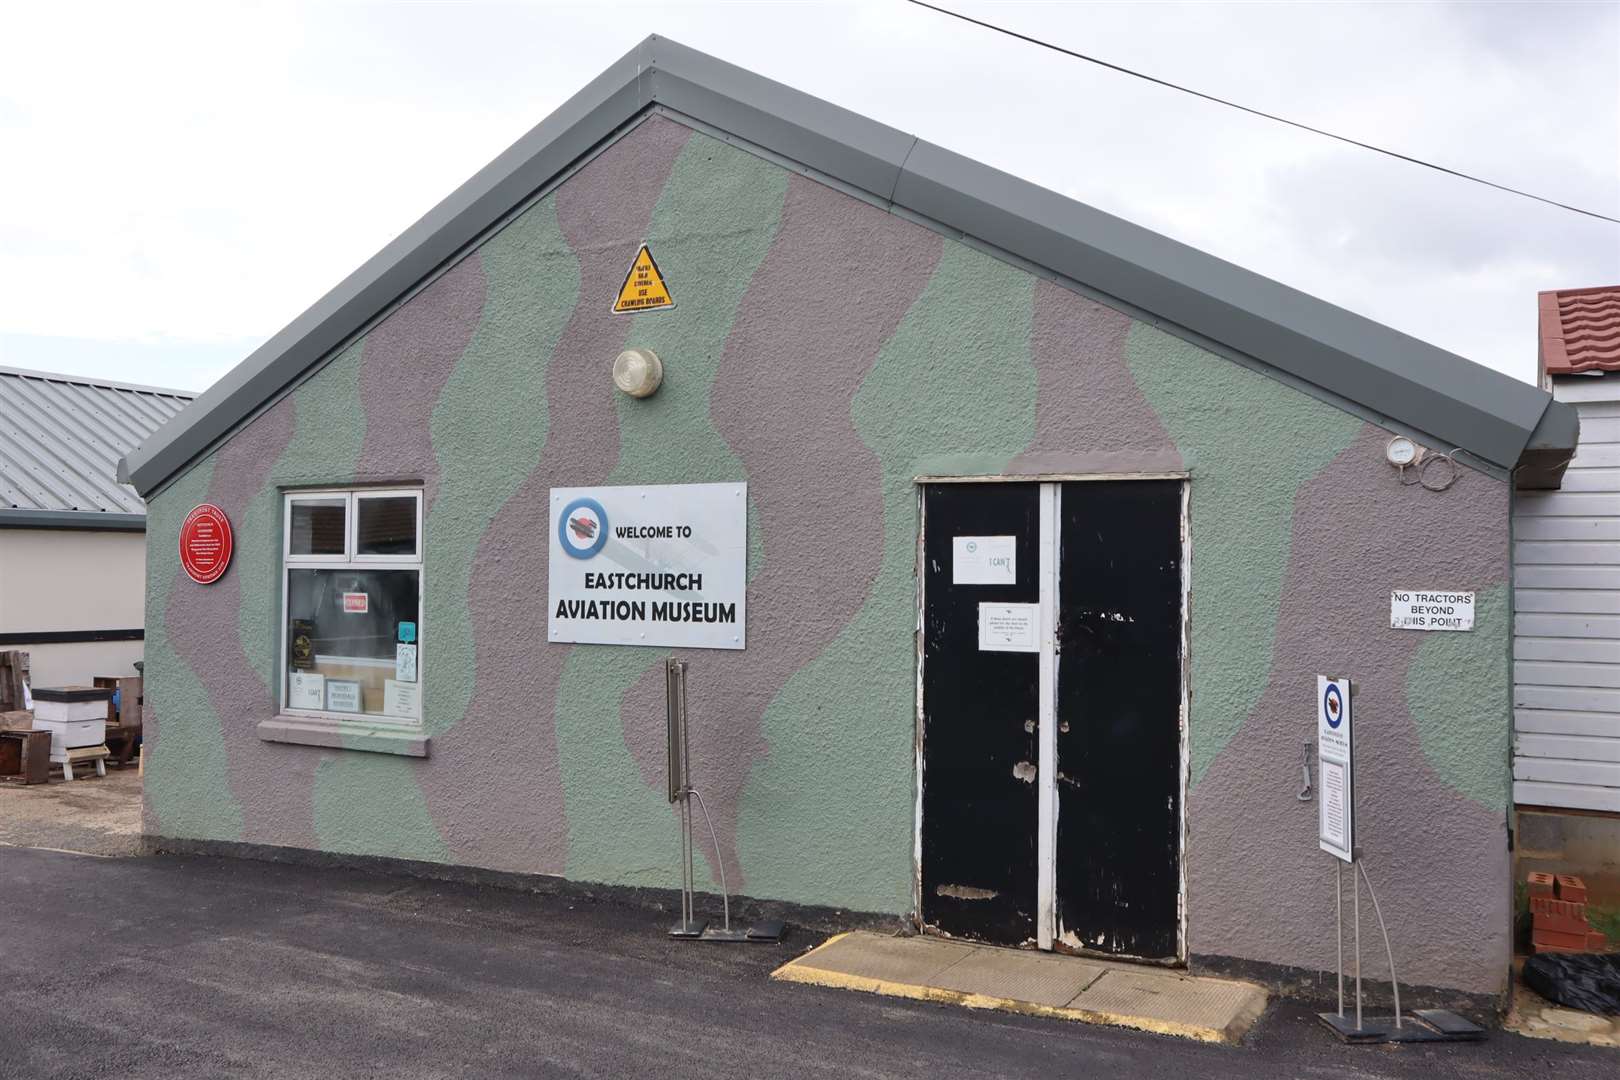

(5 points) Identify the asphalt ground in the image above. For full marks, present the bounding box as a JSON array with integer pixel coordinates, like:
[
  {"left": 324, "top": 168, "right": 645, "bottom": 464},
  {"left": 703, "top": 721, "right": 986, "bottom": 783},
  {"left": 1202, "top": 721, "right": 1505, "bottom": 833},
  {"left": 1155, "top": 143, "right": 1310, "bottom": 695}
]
[{"left": 0, "top": 846, "right": 1612, "bottom": 1079}]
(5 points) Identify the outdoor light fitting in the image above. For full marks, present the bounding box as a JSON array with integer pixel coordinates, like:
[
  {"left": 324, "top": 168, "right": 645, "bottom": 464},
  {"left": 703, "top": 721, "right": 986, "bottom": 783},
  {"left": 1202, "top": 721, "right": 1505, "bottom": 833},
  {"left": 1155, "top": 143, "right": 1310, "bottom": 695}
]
[{"left": 613, "top": 348, "right": 663, "bottom": 398}]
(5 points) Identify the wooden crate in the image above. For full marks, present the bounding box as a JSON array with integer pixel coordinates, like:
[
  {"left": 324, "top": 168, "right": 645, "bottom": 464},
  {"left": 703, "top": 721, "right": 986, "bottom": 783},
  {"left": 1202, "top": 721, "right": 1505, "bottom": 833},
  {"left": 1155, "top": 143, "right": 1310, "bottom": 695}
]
[{"left": 0, "top": 729, "right": 50, "bottom": 785}]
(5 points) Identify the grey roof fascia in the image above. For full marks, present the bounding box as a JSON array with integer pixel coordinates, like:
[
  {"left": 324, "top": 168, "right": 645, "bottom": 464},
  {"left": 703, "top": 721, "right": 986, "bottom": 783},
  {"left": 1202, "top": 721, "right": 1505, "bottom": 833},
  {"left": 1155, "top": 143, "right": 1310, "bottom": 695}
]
[
  {"left": 1525, "top": 396, "right": 1580, "bottom": 452},
  {"left": 0, "top": 508, "right": 146, "bottom": 531},
  {"left": 121, "top": 41, "right": 659, "bottom": 498},
  {"left": 1515, "top": 398, "right": 1581, "bottom": 489},
  {"left": 645, "top": 39, "right": 915, "bottom": 201},
  {"left": 123, "top": 33, "right": 1570, "bottom": 496}
]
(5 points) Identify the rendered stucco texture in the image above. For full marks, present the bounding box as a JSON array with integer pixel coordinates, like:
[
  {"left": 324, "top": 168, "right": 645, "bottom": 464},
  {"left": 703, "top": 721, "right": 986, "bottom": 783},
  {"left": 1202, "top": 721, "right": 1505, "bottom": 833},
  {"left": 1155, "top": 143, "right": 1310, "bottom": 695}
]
[
  {"left": 1190, "top": 424, "right": 1512, "bottom": 992},
  {"left": 144, "top": 116, "right": 1513, "bottom": 993}
]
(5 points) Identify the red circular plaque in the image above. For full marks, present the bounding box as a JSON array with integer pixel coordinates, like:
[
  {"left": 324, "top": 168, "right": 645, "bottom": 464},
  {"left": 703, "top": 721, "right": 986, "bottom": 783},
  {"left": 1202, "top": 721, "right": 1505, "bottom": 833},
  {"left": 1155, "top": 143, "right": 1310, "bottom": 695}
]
[{"left": 179, "top": 503, "right": 233, "bottom": 585}]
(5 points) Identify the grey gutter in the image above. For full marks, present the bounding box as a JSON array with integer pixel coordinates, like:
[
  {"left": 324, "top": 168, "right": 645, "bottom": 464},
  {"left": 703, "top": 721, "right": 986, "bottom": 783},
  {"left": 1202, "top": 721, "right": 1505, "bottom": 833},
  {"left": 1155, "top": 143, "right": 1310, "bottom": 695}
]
[
  {"left": 0, "top": 508, "right": 146, "bottom": 531},
  {"left": 122, "top": 34, "right": 1573, "bottom": 496}
]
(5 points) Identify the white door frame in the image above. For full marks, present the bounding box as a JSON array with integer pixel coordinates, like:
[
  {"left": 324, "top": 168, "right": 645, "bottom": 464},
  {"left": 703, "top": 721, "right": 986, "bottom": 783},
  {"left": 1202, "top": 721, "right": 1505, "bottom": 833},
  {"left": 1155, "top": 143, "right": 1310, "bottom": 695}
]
[
  {"left": 915, "top": 474, "right": 1191, "bottom": 960},
  {"left": 1035, "top": 482, "right": 1059, "bottom": 949}
]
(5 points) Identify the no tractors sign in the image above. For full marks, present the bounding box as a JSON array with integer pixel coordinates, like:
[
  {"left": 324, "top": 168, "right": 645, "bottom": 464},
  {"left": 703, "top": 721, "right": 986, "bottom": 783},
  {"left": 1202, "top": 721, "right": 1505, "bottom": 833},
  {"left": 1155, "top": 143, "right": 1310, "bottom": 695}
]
[
  {"left": 179, "top": 503, "right": 233, "bottom": 585},
  {"left": 1390, "top": 590, "right": 1474, "bottom": 631}
]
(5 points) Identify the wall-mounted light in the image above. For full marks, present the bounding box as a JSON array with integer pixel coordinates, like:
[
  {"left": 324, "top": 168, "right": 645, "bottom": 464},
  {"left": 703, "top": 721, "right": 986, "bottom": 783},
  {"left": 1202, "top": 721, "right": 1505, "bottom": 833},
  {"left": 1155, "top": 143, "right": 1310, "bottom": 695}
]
[{"left": 613, "top": 348, "right": 663, "bottom": 398}]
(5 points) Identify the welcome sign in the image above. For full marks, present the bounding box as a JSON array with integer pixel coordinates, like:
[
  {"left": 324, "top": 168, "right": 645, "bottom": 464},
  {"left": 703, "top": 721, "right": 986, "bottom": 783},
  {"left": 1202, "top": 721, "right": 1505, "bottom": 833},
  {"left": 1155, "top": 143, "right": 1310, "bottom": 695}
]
[{"left": 547, "top": 482, "right": 747, "bottom": 650}]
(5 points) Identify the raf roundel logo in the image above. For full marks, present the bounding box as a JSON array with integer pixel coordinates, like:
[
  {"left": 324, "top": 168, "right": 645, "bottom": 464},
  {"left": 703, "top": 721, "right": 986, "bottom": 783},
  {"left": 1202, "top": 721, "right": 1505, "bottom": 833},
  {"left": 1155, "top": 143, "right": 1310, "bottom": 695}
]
[
  {"left": 1323, "top": 683, "right": 1344, "bottom": 729},
  {"left": 558, "top": 497, "right": 608, "bottom": 560}
]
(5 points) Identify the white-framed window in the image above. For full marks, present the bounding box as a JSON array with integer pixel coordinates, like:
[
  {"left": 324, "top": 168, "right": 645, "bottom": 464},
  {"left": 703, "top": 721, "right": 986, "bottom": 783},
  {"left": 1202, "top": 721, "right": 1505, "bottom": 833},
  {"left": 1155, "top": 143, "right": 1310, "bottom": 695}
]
[{"left": 280, "top": 488, "right": 423, "bottom": 725}]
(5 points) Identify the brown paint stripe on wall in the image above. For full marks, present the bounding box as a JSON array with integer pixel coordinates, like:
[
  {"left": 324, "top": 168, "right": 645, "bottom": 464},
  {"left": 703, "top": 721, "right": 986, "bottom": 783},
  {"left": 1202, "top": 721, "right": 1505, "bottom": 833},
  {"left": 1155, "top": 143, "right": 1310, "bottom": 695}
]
[
  {"left": 1006, "top": 279, "right": 1182, "bottom": 476},
  {"left": 356, "top": 254, "right": 488, "bottom": 513},
  {"left": 1188, "top": 424, "right": 1510, "bottom": 992},
  {"left": 632, "top": 175, "right": 946, "bottom": 889},
  {"left": 165, "top": 395, "right": 299, "bottom": 844}
]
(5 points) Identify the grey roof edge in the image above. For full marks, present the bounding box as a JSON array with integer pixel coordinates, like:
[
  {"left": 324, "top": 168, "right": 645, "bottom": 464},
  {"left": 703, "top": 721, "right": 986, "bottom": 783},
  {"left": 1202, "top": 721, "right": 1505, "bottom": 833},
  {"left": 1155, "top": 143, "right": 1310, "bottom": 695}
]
[
  {"left": 1516, "top": 398, "right": 1581, "bottom": 490},
  {"left": 0, "top": 364, "right": 195, "bottom": 400},
  {"left": 123, "top": 34, "right": 1572, "bottom": 496},
  {"left": 0, "top": 508, "right": 146, "bottom": 531}
]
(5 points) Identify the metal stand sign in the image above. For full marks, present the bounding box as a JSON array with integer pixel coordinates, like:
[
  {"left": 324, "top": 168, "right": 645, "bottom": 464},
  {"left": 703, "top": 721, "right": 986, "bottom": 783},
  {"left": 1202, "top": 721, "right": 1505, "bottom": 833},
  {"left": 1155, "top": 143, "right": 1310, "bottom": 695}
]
[
  {"left": 1314, "top": 675, "right": 1483, "bottom": 1045},
  {"left": 1317, "top": 676, "right": 1353, "bottom": 863},
  {"left": 665, "top": 658, "right": 783, "bottom": 944},
  {"left": 667, "top": 658, "right": 705, "bottom": 938}
]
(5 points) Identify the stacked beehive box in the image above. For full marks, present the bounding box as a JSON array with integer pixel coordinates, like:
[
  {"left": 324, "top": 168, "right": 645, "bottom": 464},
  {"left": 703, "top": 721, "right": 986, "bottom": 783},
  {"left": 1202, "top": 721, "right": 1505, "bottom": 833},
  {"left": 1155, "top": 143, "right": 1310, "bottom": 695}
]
[
  {"left": 1528, "top": 871, "right": 1608, "bottom": 954},
  {"left": 30, "top": 686, "right": 112, "bottom": 780}
]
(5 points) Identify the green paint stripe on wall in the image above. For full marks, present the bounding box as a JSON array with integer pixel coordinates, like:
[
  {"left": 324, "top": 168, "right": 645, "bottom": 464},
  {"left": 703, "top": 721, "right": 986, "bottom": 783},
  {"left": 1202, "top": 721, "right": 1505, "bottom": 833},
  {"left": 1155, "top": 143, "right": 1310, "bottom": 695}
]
[
  {"left": 736, "top": 239, "right": 1037, "bottom": 913},
  {"left": 238, "top": 340, "right": 368, "bottom": 692},
  {"left": 427, "top": 195, "right": 579, "bottom": 741},
  {"left": 1408, "top": 584, "right": 1511, "bottom": 813},
  {"left": 556, "top": 131, "right": 789, "bottom": 888},
  {"left": 312, "top": 751, "right": 449, "bottom": 861},
  {"left": 1124, "top": 323, "right": 1362, "bottom": 786},
  {"left": 268, "top": 339, "right": 368, "bottom": 488}
]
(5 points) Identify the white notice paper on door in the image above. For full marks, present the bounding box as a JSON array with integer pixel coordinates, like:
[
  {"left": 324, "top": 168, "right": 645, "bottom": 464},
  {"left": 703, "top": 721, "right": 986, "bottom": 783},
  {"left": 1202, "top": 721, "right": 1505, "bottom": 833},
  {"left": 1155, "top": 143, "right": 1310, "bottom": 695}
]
[
  {"left": 978, "top": 602, "right": 1039, "bottom": 652},
  {"left": 953, "top": 536, "right": 1016, "bottom": 585}
]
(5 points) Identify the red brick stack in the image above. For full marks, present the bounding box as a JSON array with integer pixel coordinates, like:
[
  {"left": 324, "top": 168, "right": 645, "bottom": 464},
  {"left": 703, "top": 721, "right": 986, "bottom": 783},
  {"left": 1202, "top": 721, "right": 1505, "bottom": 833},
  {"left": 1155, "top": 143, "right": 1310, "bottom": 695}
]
[{"left": 1528, "top": 872, "right": 1608, "bottom": 954}]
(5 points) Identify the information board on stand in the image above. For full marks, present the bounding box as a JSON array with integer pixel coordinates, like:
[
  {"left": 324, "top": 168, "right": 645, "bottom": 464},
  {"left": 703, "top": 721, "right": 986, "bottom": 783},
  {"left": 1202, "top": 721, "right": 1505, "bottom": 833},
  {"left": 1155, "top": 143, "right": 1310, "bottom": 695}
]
[{"left": 1318, "top": 675, "right": 1354, "bottom": 863}]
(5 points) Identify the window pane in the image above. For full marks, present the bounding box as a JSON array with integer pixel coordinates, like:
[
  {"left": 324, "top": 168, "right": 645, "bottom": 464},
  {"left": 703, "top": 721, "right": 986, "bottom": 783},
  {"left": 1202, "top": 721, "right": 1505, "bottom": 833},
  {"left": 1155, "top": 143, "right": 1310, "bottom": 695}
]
[
  {"left": 357, "top": 496, "right": 417, "bottom": 556},
  {"left": 289, "top": 498, "right": 346, "bottom": 556},
  {"left": 286, "top": 568, "right": 420, "bottom": 720}
]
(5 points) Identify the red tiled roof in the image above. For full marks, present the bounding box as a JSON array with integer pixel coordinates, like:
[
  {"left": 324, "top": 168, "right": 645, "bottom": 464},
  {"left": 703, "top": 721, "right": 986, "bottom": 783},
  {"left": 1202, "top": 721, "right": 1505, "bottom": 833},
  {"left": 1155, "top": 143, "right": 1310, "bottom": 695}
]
[{"left": 1540, "top": 285, "right": 1620, "bottom": 376}]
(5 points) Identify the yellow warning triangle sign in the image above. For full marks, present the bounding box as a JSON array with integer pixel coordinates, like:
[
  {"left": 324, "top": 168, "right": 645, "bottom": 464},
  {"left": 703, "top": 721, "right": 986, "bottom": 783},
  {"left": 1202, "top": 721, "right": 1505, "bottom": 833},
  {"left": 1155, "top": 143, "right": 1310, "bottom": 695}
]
[{"left": 612, "top": 244, "right": 674, "bottom": 313}]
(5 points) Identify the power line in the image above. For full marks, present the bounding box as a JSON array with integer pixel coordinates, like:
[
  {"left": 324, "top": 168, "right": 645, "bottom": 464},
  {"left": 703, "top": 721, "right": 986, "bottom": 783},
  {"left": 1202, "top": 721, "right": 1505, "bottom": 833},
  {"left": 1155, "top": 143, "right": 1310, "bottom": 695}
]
[{"left": 907, "top": 0, "right": 1620, "bottom": 225}]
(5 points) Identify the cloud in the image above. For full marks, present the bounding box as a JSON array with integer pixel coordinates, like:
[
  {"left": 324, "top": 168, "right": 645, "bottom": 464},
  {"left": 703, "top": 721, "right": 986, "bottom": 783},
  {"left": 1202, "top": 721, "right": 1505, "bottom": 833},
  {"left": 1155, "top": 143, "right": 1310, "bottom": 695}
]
[{"left": 0, "top": 0, "right": 1614, "bottom": 391}]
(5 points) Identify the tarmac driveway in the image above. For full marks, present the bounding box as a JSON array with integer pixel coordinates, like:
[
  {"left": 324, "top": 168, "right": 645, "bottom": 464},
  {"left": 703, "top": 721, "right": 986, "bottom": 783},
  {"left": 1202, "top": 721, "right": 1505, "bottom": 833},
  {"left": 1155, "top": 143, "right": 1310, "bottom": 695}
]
[{"left": 0, "top": 846, "right": 1611, "bottom": 1079}]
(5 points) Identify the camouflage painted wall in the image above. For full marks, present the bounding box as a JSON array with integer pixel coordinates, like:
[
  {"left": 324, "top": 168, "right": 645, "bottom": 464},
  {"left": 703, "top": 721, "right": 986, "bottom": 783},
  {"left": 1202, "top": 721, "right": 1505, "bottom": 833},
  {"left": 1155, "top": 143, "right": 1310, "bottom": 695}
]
[{"left": 143, "top": 116, "right": 1513, "bottom": 994}]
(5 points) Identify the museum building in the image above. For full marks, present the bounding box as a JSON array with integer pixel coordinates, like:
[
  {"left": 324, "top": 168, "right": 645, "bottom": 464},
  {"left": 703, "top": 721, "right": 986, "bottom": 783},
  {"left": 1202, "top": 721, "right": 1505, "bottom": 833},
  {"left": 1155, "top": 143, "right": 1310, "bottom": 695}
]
[{"left": 122, "top": 37, "right": 1580, "bottom": 1001}]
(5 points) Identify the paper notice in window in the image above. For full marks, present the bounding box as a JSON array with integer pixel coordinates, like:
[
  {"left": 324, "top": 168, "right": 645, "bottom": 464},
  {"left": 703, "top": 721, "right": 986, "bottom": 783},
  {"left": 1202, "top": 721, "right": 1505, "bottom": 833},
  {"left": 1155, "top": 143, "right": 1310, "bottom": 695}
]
[
  {"left": 288, "top": 671, "right": 324, "bottom": 710},
  {"left": 384, "top": 679, "right": 419, "bottom": 719},
  {"left": 396, "top": 643, "right": 417, "bottom": 683},
  {"left": 978, "top": 602, "right": 1039, "bottom": 652},
  {"left": 325, "top": 679, "right": 361, "bottom": 713}
]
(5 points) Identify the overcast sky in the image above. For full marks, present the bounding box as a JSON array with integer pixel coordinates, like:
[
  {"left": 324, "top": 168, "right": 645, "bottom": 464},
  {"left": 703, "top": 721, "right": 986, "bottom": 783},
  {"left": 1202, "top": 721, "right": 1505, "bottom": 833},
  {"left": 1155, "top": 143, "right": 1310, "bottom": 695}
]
[{"left": 2, "top": 1, "right": 1615, "bottom": 393}]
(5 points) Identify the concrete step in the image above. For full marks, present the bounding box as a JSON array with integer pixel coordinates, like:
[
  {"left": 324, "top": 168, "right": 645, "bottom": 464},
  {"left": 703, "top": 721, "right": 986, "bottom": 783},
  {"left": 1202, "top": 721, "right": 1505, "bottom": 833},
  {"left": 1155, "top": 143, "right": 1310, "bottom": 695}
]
[{"left": 771, "top": 931, "right": 1268, "bottom": 1044}]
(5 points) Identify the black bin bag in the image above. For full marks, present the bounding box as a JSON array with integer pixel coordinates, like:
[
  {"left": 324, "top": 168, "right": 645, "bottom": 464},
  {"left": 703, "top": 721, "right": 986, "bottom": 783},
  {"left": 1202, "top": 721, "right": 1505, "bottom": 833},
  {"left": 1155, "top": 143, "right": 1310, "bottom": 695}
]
[{"left": 1523, "top": 952, "right": 1620, "bottom": 1016}]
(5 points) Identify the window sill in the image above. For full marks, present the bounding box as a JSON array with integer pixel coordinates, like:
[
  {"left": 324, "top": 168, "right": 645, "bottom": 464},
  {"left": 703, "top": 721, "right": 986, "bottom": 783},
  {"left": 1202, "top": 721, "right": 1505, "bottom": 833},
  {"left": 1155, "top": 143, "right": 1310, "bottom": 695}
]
[{"left": 257, "top": 716, "right": 429, "bottom": 758}]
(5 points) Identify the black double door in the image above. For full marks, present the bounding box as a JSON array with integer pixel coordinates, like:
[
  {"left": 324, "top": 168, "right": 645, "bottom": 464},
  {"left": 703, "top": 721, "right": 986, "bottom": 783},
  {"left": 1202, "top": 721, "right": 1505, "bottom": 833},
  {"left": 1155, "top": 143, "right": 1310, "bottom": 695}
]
[{"left": 919, "top": 480, "right": 1183, "bottom": 960}]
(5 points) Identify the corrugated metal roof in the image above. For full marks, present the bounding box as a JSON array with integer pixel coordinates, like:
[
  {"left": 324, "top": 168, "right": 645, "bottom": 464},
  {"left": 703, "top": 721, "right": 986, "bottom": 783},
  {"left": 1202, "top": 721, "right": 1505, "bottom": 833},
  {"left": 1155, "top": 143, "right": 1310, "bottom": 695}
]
[
  {"left": 1541, "top": 286, "right": 1620, "bottom": 377},
  {"left": 0, "top": 365, "right": 193, "bottom": 522}
]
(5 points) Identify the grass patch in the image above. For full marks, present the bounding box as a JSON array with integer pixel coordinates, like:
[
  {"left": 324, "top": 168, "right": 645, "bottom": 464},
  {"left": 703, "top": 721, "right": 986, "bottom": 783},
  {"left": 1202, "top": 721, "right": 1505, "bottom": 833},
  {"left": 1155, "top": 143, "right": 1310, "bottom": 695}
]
[{"left": 1587, "top": 904, "right": 1620, "bottom": 945}]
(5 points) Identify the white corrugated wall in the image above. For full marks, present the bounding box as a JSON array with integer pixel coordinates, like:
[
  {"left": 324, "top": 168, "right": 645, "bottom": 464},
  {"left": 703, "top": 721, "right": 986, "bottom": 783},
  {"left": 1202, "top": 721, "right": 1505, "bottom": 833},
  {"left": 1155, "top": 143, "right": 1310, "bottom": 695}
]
[{"left": 1513, "top": 376, "right": 1620, "bottom": 812}]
